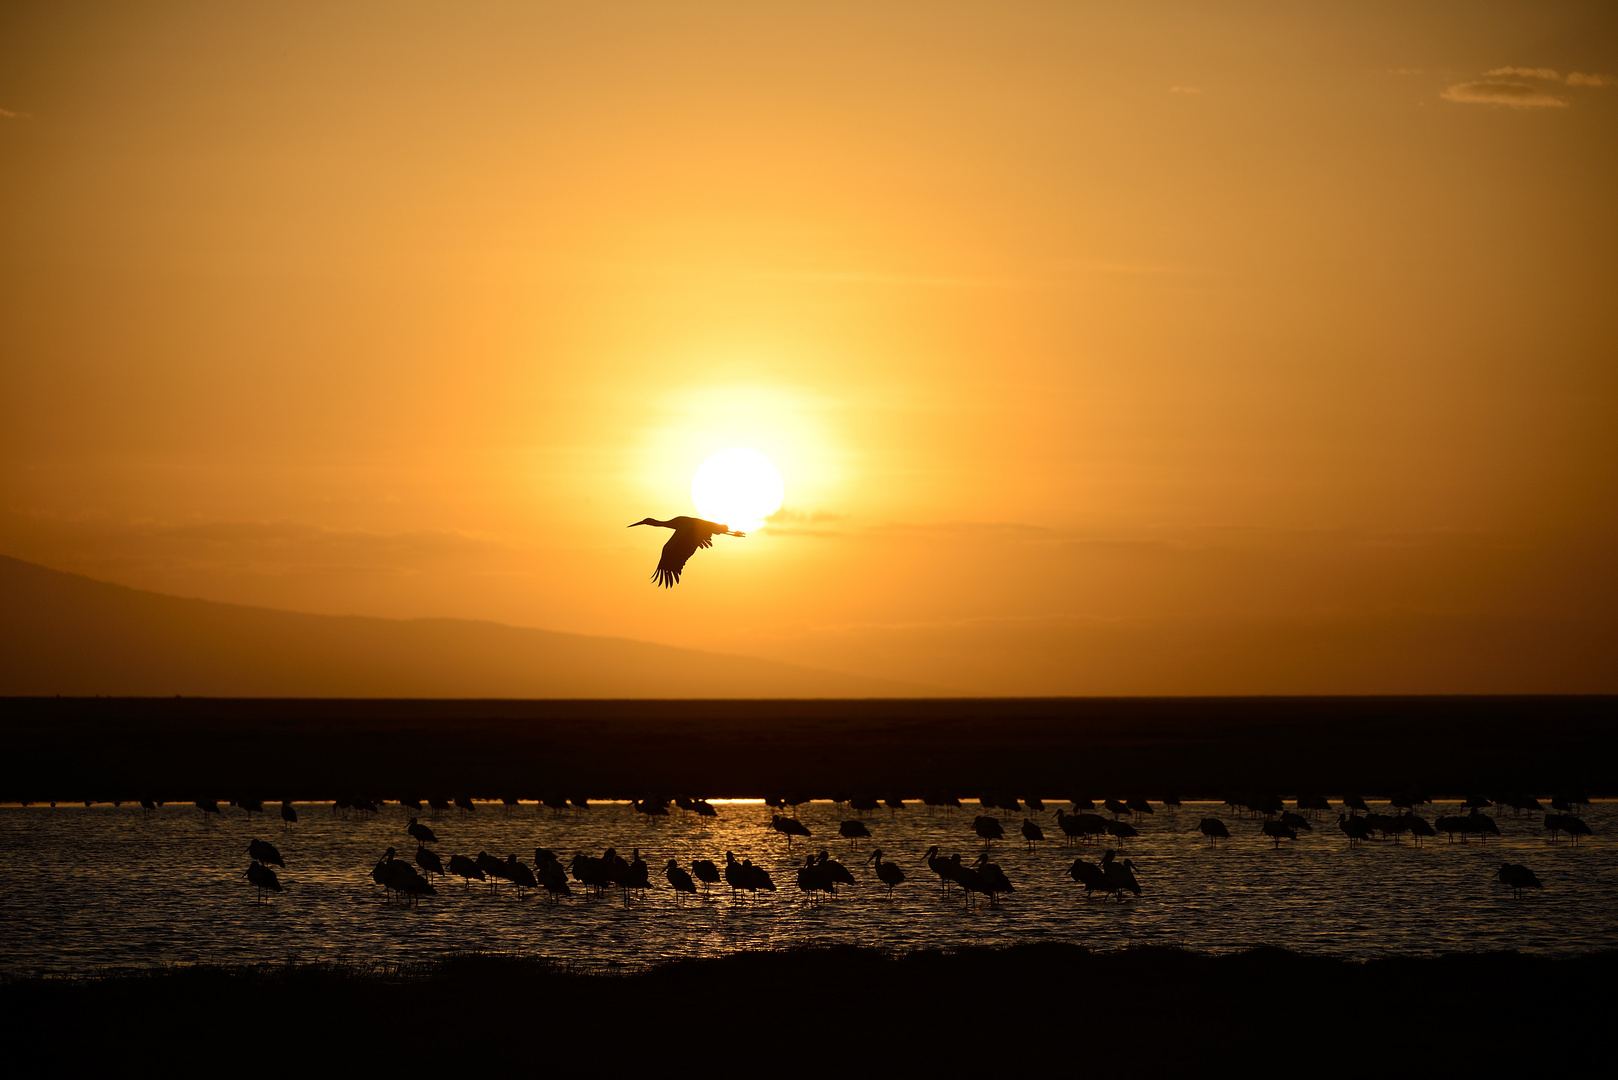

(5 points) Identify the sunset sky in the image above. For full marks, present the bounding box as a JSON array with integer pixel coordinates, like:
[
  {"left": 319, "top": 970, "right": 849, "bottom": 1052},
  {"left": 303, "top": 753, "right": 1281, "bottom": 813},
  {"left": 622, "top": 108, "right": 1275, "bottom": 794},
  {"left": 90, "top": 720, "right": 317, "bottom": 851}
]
[{"left": 2, "top": 1, "right": 1614, "bottom": 694}]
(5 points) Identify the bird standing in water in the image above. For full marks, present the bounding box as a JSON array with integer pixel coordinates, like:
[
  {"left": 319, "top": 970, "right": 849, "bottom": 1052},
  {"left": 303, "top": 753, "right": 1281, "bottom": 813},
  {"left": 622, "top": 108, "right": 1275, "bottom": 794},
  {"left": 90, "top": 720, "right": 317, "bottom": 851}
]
[{"left": 629, "top": 516, "right": 745, "bottom": 587}]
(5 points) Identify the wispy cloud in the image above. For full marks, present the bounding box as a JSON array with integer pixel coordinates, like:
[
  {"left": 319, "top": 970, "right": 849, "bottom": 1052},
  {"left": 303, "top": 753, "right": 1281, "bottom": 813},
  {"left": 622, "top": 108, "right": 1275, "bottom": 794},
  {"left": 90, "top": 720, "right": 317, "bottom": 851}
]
[
  {"left": 1442, "top": 80, "right": 1569, "bottom": 108},
  {"left": 1444, "top": 66, "right": 1611, "bottom": 107},
  {"left": 1485, "top": 66, "right": 1563, "bottom": 81},
  {"left": 1169, "top": 85, "right": 1203, "bottom": 95},
  {"left": 0, "top": 107, "right": 24, "bottom": 119}
]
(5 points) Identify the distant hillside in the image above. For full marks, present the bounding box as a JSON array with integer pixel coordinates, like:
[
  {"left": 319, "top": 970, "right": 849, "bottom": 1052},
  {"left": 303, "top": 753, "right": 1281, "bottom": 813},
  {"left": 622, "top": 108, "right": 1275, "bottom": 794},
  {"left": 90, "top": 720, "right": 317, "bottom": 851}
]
[{"left": 0, "top": 556, "right": 931, "bottom": 698}]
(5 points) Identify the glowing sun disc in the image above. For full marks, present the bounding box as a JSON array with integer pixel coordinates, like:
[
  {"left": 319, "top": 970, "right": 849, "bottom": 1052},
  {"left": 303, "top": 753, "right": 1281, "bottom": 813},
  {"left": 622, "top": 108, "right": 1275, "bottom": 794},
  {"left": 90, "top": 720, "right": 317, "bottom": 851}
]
[{"left": 691, "top": 448, "right": 784, "bottom": 531}]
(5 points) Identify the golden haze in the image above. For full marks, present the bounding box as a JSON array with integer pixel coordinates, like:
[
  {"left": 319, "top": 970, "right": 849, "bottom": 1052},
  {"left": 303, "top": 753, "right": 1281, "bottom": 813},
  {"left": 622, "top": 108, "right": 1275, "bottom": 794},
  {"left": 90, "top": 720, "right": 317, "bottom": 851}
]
[{"left": 1, "top": 2, "right": 1614, "bottom": 693}]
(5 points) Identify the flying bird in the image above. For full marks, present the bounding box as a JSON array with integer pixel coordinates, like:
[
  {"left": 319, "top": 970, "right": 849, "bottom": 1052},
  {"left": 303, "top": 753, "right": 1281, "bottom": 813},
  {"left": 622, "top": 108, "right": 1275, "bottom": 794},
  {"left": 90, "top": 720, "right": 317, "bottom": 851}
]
[{"left": 629, "top": 516, "right": 745, "bottom": 587}]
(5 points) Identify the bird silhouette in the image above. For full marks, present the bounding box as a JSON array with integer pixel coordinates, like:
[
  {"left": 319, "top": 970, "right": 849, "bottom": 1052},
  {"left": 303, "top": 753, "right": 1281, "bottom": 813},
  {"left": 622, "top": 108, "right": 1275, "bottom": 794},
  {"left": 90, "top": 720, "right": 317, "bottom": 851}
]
[
  {"left": 1497, "top": 862, "right": 1543, "bottom": 898},
  {"left": 923, "top": 845, "right": 956, "bottom": 892},
  {"left": 1467, "top": 809, "right": 1501, "bottom": 841},
  {"left": 247, "top": 838, "right": 285, "bottom": 868},
  {"left": 632, "top": 798, "right": 670, "bottom": 823},
  {"left": 1199, "top": 817, "right": 1230, "bottom": 844},
  {"left": 1103, "top": 819, "right": 1138, "bottom": 847},
  {"left": 968, "top": 853, "right": 1013, "bottom": 908},
  {"left": 448, "top": 853, "right": 484, "bottom": 886},
  {"left": 279, "top": 801, "right": 297, "bottom": 828},
  {"left": 771, "top": 814, "right": 812, "bottom": 849},
  {"left": 664, "top": 860, "right": 697, "bottom": 901},
  {"left": 535, "top": 851, "right": 571, "bottom": 904},
  {"left": 244, "top": 860, "right": 281, "bottom": 903},
  {"left": 1403, "top": 812, "right": 1435, "bottom": 845},
  {"left": 816, "top": 849, "right": 855, "bottom": 888},
  {"left": 626, "top": 849, "right": 652, "bottom": 905},
  {"left": 972, "top": 815, "right": 1005, "bottom": 847},
  {"left": 475, "top": 851, "right": 506, "bottom": 891},
  {"left": 691, "top": 858, "right": 721, "bottom": 898},
  {"left": 1020, "top": 818, "right": 1045, "bottom": 851},
  {"left": 372, "top": 847, "right": 435, "bottom": 904},
  {"left": 415, "top": 847, "right": 446, "bottom": 879},
  {"left": 1260, "top": 820, "right": 1298, "bottom": 849},
  {"left": 1099, "top": 849, "right": 1141, "bottom": 903},
  {"left": 406, "top": 817, "right": 437, "bottom": 848},
  {"left": 1067, "top": 856, "right": 1107, "bottom": 900},
  {"left": 744, "top": 858, "right": 776, "bottom": 897},
  {"left": 629, "top": 516, "right": 745, "bottom": 587},
  {"left": 868, "top": 848, "right": 906, "bottom": 898},
  {"left": 839, "top": 819, "right": 872, "bottom": 846},
  {"left": 504, "top": 855, "right": 538, "bottom": 900},
  {"left": 723, "top": 851, "right": 749, "bottom": 901},
  {"left": 795, "top": 855, "right": 833, "bottom": 905},
  {"left": 1339, "top": 812, "right": 1373, "bottom": 846},
  {"left": 568, "top": 852, "right": 608, "bottom": 898}
]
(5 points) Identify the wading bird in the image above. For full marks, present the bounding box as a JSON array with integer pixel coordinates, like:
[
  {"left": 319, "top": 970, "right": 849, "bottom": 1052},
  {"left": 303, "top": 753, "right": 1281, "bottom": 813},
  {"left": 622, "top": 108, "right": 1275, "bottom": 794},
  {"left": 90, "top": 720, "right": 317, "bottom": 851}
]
[
  {"left": 1261, "top": 820, "right": 1298, "bottom": 849},
  {"left": 247, "top": 838, "right": 285, "bottom": 868},
  {"left": 1099, "top": 849, "right": 1141, "bottom": 903},
  {"left": 629, "top": 516, "right": 745, "bottom": 587},
  {"left": 448, "top": 853, "right": 484, "bottom": 887},
  {"left": 691, "top": 858, "right": 721, "bottom": 897},
  {"left": 968, "top": 853, "right": 1013, "bottom": 908},
  {"left": 839, "top": 819, "right": 871, "bottom": 847},
  {"left": 923, "top": 845, "right": 956, "bottom": 892},
  {"left": 1497, "top": 863, "right": 1543, "bottom": 898},
  {"left": 869, "top": 848, "right": 906, "bottom": 898},
  {"left": 1199, "top": 818, "right": 1230, "bottom": 844},
  {"left": 972, "top": 815, "right": 1005, "bottom": 848},
  {"left": 415, "top": 847, "right": 445, "bottom": 879},
  {"left": 1068, "top": 856, "right": 1107, "bottom": 900},
  {"left": 244, "top": 861, "right": 281, "bottom": 903},
  {"left": 280, "top": 802, "right": 297, "bottom": 827},
  {"left": 406, "top": 817, "right": 437, "bottom": 848},
  {"left": 1020, "top": 818, "right": 1045, "bottom": 851},
  {"left": 771, "top": 814, "right": 812, "bottom": 849},
  {"left": 665, "top": 860, "right": 697, "bottom": 901}
]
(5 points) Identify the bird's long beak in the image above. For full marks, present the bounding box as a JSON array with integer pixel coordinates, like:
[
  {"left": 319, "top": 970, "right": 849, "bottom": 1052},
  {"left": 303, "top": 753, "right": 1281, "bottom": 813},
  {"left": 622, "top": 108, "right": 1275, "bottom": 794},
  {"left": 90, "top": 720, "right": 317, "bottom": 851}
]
[{"left": 627, "top": 522, "right": 642, "bottom": 527}]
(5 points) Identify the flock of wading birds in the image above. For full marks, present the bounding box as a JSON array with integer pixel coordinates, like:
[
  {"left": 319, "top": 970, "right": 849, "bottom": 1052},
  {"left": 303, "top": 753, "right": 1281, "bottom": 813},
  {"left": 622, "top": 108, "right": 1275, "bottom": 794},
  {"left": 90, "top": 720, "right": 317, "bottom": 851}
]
[{"left": 204, "top": 790, "right": 1598, "bottom": 909}]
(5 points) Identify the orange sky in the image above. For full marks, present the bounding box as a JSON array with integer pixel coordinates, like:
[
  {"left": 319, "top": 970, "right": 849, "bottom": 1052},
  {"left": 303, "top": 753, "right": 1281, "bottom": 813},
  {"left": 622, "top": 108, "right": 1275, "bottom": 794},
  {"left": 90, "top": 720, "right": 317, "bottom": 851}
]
[{"left": 2, "top": 2, "right": 1615, "bottom": 693}]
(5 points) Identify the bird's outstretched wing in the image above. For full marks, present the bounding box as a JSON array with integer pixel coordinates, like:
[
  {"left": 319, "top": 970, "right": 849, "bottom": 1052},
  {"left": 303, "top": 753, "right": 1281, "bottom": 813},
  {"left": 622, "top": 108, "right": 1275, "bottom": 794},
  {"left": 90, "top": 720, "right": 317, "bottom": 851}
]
[
  {"left": 653, "top": 530, "right": 701, "bottom": 588},
  {"left": 651, "top": 518, "right": 744, "bottom": 587}
]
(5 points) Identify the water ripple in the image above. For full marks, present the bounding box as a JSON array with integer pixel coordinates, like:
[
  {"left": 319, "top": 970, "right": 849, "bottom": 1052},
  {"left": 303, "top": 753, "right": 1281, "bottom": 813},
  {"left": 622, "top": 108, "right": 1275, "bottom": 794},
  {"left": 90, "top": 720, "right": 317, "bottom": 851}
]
[{"left": 1, "top": 800, "right": 1612, "bottom": 975}]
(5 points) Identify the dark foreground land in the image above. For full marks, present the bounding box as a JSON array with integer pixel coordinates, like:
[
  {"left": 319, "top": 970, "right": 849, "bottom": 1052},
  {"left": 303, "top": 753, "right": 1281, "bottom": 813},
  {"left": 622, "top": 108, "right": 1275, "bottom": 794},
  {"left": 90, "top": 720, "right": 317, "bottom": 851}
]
[
  {"left": 2, "top": 695, "right": 1614, "bottom": 801},
  {"left": 5, "top": 944, "right": 1612, "bottom": 1068}
]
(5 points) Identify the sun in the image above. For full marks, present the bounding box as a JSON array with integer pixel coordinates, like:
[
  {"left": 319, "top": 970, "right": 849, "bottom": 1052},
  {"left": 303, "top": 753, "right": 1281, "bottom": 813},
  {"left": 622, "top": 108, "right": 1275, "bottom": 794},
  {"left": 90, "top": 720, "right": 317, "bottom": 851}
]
[{"left": 691, "top": 448, "right": 784, "bottom": 532}]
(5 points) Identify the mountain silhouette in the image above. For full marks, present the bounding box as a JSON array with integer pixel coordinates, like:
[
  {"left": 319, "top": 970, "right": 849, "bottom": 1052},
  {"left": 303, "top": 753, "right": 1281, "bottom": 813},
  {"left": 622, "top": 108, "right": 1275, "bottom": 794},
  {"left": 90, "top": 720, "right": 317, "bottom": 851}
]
[{"left": 0, "top": 556, "right": 932, "bottom": 698}]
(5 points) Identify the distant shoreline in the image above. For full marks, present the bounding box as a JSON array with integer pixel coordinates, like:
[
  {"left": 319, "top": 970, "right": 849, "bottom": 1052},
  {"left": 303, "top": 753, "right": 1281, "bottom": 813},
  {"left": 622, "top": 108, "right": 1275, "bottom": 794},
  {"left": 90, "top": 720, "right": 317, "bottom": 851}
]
[{"left": 3, "top": 695, "right": 1614, "bottom": 801}]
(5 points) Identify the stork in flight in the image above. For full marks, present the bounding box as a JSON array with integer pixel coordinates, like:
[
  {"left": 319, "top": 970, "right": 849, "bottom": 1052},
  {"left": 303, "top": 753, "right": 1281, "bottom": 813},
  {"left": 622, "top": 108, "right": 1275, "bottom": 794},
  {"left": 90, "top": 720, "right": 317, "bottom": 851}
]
[{"left": 629, "top": 516, "right": 745, "bottom": 587}]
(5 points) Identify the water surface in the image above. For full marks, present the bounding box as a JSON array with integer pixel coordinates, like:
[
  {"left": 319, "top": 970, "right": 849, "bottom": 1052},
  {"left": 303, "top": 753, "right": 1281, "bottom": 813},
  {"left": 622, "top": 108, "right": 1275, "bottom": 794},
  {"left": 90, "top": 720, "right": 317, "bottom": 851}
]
[{"left": 2, "top": 799, "right": 1612, "bottom": 976}]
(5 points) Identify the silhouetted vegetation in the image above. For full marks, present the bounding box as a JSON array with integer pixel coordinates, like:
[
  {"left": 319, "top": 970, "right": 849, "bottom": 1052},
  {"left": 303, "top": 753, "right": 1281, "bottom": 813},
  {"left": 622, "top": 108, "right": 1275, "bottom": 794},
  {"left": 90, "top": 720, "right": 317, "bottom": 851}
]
[{"left": 4, "top": 943, "right": 1611, "bottom": 1067}]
